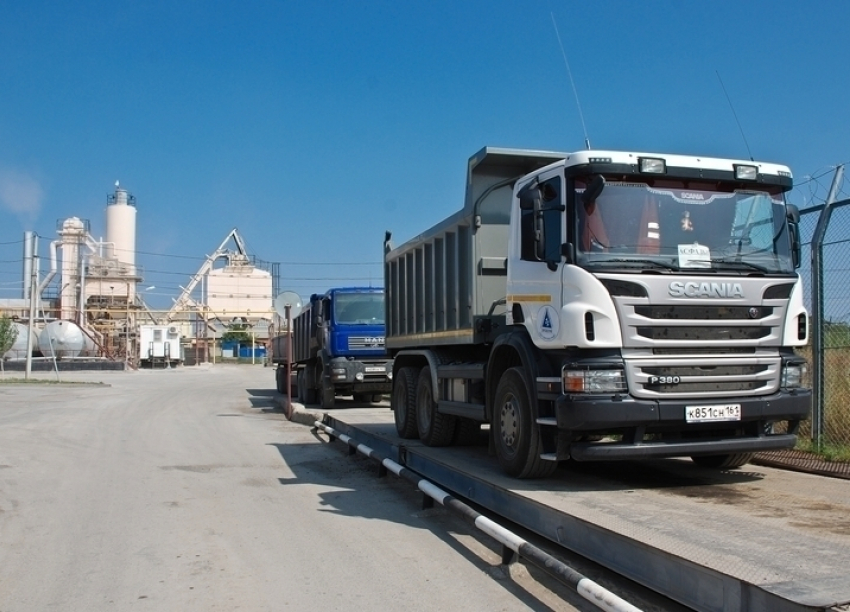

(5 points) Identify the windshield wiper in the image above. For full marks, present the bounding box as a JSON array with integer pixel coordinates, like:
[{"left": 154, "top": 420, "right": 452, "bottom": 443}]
[
  {"left": 706, "top": 258, "right": 770, "bottom": 273},
  {"left": 594, "top": 259, "right": 679, "bottom": 271}
]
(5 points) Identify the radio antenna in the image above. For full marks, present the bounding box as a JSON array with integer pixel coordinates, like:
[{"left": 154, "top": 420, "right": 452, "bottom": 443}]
[
  {"left": 551, "top": 13, "right": 590, "bottom": 150},
  {"left": 716, "top": 70, "right": 754, "bottom": 161}
]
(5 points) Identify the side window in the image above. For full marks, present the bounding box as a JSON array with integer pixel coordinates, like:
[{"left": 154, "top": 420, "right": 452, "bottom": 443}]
[{"left": 520, "top": 176, "right": 562, "bottom": 262}]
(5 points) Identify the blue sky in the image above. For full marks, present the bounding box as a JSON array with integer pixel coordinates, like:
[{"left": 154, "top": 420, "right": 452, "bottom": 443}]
[{"left": 1, "top": 1, "right": 849, "bottom": 310}]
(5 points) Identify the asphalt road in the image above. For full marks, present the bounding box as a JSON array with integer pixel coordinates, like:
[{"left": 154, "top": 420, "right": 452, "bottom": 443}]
[{"left": 0, "top": 364, "right": 615, "bottom": 612}]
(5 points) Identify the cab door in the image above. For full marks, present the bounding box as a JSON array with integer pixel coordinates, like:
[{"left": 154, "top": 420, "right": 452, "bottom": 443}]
[{"left": 508, "top": 168, "right": 565, "bottom": 348}]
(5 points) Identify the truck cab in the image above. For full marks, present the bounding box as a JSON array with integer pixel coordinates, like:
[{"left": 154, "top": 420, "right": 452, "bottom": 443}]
[
  {"left": 385, "top": 147, "right": 811, "bottom": 478},
  {"left": 296, "top": 287, "right": 393, "bottom": 409}
]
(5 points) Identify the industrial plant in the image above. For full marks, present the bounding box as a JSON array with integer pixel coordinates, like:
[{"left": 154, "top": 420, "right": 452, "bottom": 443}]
[{"left": 0, "top": 183, "right": 278, "bottom": 370}]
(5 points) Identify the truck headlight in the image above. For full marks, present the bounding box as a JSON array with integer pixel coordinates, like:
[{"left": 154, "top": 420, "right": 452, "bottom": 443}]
[
  {"left": 563, "top": 368, "right": 626, "bottom": 394},
  {"left": 355, "top": 372, "right": 364, "bottom": 381},
  {"left": 332, "top": 367, "right": 347, "bottom": 381},
  {"left": 781, "top": 363, "right": 806, "bottom": 388}
]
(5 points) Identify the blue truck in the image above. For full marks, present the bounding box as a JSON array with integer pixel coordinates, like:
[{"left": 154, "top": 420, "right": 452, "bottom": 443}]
[{"left": 282, "top": 287, "right": 393, "bottom": 409}]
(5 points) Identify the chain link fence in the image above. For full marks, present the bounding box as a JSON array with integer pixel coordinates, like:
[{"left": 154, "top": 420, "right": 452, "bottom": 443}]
[{"left": 798, "top": 196, "right": 850, "bottom": 459}]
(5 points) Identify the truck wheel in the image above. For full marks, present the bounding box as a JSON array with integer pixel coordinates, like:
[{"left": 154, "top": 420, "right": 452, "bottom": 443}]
[
  {"left": 302, "top": 366, "right": 317, "bottom": 405},
  {"left": 416, "top": 366, "right": 455, "bottom": 446},
  {"left": 493, "top": 367, "right": 556, "bottom": 479},
  {"left": 275, "top": 368, "right": 286, "bottom": 394},
  {"left": 393, "top": 367, "right": 418, "bottom": 439},
  {"left": 296, "top": 371, "right": 304, "bottom": 402},
  {"left": 453, "top": 417, "right": 482, "bottom": 446},
  {"left": 690, "top": 453, "right": 754, "bottom": 469},
  {"left": 320, "top": 377, "right": 335, "bottom": 409}
]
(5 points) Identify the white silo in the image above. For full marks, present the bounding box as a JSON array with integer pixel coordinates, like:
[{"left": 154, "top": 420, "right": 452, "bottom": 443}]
[
  {"left": 59, "top": 217, "right": 86, "bottom": 321},
  {"left": 105, "top": 182, "right": 136, "bottom": 271}
]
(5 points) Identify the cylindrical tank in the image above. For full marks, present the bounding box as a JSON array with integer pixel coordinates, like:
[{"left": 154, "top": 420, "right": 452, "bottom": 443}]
[
  {"left": 3, "top": 322, "right": 38, "bottom": 360},
  {"left": 38, "top": 321, "right": 87, "bottom": 358},
  {"left": 105, "top": 184, "right": 136, "bottom": 267}
]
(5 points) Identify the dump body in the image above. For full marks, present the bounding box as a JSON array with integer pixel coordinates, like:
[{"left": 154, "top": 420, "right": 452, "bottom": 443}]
[
  {"left": 273, "top": 287, "right": 392, "bottom": 408},
  {"left": 385, "top": 148, "right": 565, "bottom": 348},
  {"left": 385, "top": 146, "right": 811, "bottom": 478}
]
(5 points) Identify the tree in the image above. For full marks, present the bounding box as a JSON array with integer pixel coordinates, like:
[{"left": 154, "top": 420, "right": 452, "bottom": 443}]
[
  {"left": 0, "top": 316, "right": 19, "bottom": 374},
  {"left": 221, "top": 322, "right": 251, "bottom": 345}
]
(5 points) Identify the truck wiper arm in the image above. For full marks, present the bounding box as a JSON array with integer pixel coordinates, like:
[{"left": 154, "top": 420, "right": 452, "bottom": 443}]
[
  {"left": 707, "top": 258, "right": 770, "bottom": 273},
  {"left": 598, "top": 259, "right": 679, "bottom": 271}
]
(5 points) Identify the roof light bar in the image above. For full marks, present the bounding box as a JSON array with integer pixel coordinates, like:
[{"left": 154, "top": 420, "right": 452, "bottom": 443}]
[
  {"left": 734, "top": 164, "right": 758, "bottom": 180},
  {"left": 639, "top": 157, "right": 666, "bottom": 174}
]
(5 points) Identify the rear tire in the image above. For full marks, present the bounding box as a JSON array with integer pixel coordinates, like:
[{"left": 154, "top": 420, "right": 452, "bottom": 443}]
[
  {"left": 416, "top": 366, "right": 455, "bottom": 446},
  {"left": 275, "top": 368, "right": 286, "bottom": 394},
  {"left": 303, "top": 366, "right": 318, "bottom": 405},
  {"left": 296, "top": 370, "right": 304, "bottom": 402},
  {"left": 319, "top": 365, "right": 335, "bottom": 409},
  {"left": 690, "top": 453, "right": 754, "bottom": 469},
  {"left": 392, "top": 367, "right": 418, "bottom": 439},
  {"left": 493, "top": 367, "right": 556, "bottom": 479},
  {"left": 453, "top": 417, "right": 483, "bottom": 446}
]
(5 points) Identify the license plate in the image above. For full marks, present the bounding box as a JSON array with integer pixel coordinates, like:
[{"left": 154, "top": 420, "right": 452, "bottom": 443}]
[
  {"left": 685, "top": 404, "right": 741, "bottom": 423},
  {"left": 364, "top": 366, "right": 385, "bottom": 373}
]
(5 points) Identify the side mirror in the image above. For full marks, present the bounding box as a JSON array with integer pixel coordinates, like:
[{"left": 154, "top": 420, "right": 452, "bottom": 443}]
[
  {"left": 518, "top": 181, "right": 542, "bottom": 210},
  {"left": 786, "top": 203, "right": 801, "bottom": 225},
  {"left": 582, "top": 175, "right": 606, "bottom": 206},
  {"left": 786, "top": 204, "right": 802, "bottom": 268}
]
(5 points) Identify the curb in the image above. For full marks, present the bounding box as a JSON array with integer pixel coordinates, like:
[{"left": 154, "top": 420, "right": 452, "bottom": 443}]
[{"left": 274, "top": 396, "right": 323, "bottom": 426}]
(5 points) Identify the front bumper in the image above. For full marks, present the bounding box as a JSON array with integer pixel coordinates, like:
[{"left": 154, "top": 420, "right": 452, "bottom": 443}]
[
  {"left": 328, "top": 358, "right": 393, "bottom": 393},
  {"left": 554, "top": 389, "right": 811, "bottom": 461}
]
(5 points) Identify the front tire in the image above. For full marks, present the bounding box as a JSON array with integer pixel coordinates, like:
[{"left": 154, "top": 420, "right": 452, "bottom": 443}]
[
  {"left": 416, "top": 366, "right": 455, "bottom": 446},
  {"left": 392, "top": 367, "right": 418, "bottom": 439},
  {"left": 691, "top": 453, "right": 754, "bottom": 469},
  {"left": 493, "top": 367, "right": 556, "bottom": 479}
]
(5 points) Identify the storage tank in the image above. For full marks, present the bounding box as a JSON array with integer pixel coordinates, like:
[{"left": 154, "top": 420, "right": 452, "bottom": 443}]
[
  {"left": 38, "top": 321, "right": 91, "bottom": 358},
  {"left": 105, "top": 182, "right": 136, "bottom": 268},
  {"left": 3, "top": 322, "right": 38, "bottom": 360}
]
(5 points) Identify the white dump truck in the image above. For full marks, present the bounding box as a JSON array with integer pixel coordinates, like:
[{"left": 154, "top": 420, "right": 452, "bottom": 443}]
[{"left": 384, "top": 147, "right": 811, "bottom": 478}]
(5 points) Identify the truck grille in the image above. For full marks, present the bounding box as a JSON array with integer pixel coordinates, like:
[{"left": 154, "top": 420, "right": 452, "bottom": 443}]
[
  {"left": 627, "top": 357, "right": 780, "bottom": 399},
  {"left": 348, "top": 336, "right": 385, "bottom": 350},
  {"left": 622, "top": 303, "right": 782, "bottom": 347},
  {"left": 634, "top": 305, "right": 774, "bottom": 320},
  {"left": 612, "top": 295, "right": 787, "bottom": 400},
  {"left": 636, "top": 326, "right": 771, "bottom": 341}
]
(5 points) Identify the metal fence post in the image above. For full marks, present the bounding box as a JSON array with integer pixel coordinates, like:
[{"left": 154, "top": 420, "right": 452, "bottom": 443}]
[{"left": 810, "top": 165, "right": 844, "bottom": 450}]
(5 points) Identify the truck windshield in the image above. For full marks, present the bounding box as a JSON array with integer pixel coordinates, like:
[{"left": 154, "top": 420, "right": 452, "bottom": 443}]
[
  {"left": 575, "top": 179, "right": 795, "bottom": 274},
  {"left": 333, "top": 293, "right": 386, "bottom": 325}
]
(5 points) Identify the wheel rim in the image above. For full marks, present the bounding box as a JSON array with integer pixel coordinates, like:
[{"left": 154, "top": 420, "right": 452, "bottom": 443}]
[{"left": 499, "top": 392, "right": 519, "bottom": 451}]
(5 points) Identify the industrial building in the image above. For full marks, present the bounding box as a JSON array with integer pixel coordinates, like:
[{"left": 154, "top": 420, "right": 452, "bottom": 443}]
[{"left": 0, "top": 183, "right": 278, "bottom": 369}]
